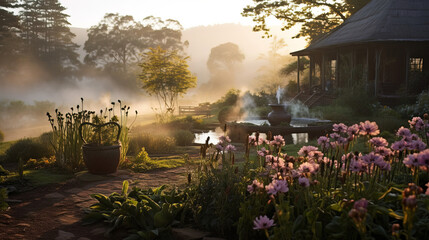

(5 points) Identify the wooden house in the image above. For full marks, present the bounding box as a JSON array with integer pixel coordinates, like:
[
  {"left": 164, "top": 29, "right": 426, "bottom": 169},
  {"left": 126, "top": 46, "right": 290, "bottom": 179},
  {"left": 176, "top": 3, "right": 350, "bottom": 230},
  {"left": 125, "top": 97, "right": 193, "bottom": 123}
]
[{"left": 290, "top": 0, "right": 429, "bottom": 106}]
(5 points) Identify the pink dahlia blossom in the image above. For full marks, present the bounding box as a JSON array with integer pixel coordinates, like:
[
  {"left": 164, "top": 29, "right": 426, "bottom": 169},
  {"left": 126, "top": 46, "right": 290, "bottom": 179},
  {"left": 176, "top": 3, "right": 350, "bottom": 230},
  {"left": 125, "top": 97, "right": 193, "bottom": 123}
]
[
  {"left": 270, "top": 135, "right": 285, "bottom": 147},
  {"left": 404, "top": 153, "right": 420, "bottom": 167},
  {"left": 409, "top": 117, "right": 425, "bottom": 131},
  {"left": 417, "top": 149, "right": 429, "bottom": 167},
  {"left": 397, "top": 127, "right": 412, "bottom": 138}
]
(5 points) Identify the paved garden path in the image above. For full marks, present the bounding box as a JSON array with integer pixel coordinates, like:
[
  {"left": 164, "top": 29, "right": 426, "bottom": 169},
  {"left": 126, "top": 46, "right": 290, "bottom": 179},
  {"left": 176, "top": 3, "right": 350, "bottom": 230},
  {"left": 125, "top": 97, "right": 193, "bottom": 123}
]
[{"left": 0, "top": 167, "right": 190, "bottom": 240}]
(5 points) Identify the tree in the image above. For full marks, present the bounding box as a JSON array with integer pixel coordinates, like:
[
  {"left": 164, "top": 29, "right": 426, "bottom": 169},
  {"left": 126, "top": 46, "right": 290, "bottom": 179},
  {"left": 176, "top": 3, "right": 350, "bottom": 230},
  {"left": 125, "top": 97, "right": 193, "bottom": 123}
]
[
  {"left": 254, "top": 36, "right": 291, "bottom": 93},
  {"left": 20, "top": 0, "right": 79, "bottom": 77},
  {"left": 84, "top": 13, "right": 149, "bottom": 74},
  {"left": 200, "top": 42, "right": 244, "bottom": 99},
  {"left": 0, "top": 0, "right": 22, "bottom": 73},
  {"left": 84, "top": 14, "right": 186, "bottom": 76},
  {"left": 138, "top": 46, "right": 196, "bottom": 115},
  {"left": 242, "top": 0, "right": 371, "bottom": 42}
]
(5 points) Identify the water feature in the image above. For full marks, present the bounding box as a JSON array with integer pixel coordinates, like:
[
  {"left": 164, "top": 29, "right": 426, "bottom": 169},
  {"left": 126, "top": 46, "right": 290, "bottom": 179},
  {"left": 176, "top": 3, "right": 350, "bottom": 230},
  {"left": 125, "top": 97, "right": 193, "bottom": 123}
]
[{"left": 194, "top": 87, "right": 331, "bottom": 145}]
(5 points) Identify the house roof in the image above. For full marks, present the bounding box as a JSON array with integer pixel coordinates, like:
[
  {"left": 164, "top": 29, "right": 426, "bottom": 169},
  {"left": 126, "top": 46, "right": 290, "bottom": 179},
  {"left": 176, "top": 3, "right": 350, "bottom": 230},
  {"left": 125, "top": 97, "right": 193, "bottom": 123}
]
[{"left": 291, "top": 0, "right": 429, "bottom": 56}]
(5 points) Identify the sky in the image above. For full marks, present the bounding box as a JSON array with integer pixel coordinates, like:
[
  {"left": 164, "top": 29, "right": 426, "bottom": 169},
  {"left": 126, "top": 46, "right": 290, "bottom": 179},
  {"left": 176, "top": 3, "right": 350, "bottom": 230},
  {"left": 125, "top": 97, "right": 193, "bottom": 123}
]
[{"left": 60, "top": 0, "right": 259, "bottom": 29}]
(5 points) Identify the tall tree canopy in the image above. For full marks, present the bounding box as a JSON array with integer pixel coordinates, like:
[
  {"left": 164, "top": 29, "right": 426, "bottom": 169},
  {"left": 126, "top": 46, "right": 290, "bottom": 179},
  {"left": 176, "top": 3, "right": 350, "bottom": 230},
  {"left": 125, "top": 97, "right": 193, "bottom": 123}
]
[
  {"left": 20, "top": 0, "right": 79, "bottom": 77},
  {"left": 242, "top": 0, "right": 371, "bottom": 42},
  {"left": 84, "top": 14, "right": 186, "bottom": 75},
  {"left": 0, "top": 0, "right": 21, "bottom": 73},
  {"left": 138, "top": 46, "right": 196, "bottom": 115}
]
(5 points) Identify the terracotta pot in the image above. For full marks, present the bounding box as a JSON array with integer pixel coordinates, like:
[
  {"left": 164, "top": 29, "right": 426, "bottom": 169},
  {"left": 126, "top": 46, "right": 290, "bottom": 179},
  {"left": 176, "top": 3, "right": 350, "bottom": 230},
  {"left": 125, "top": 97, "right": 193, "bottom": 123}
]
[
  {"left": 79, "top": 122, "right": 121, "bottom": 174},
  {"left": 267, "top": 104, "right": 291, "bottom": 126},
  {"left": 82, "top": 143, "right": 121, "bottom": 174}
]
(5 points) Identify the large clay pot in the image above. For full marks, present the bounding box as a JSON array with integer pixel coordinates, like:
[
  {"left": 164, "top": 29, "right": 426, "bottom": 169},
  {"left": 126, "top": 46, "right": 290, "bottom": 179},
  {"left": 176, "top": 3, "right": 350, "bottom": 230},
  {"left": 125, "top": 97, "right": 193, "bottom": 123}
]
[
  {"left": 267, "top": 104, "right": 291, "bottom": 126},
  {"left": 79, "top": 122, "right": 121, "bottom": 174}
]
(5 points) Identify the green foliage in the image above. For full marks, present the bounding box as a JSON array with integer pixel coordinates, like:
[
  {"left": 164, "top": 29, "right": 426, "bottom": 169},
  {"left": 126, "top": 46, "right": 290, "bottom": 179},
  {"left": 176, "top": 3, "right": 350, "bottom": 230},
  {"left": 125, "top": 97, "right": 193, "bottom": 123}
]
[
  {"left": 242, "top": 0, "right": 371, "bottom": 41},
  {"left": 139, "top": 46, "right": 197, "bottom": 115},
  {"left": 0, "top": 187, "right": 8, "bottom": 211},
  {"left": 83, "top": 180, "right": 184, "bottom": 239},
  {"left": 5, "top": 138, "right": 53, "bottom": 163},
  {"left": 397, "top": 91, "right": 429, "bottom": 118},
  {"left": 24, "top": 156, "right": 56, "bottom": 170},
  {"left": 0, "top": 129, "right": 3, "bottom": 143},
  {"left": 335, "top": 87, "right": 377, "bottom": 116},
  {"left": 20, "top": 0, "right": 80, "bottom": 77},
  {"left": 129, "top": 133, "right": 176, "bottom": 155},
  {"left": 173, "top": 130, "right": 195, "bottom": 146},
  {"left": 214, "top": 89, "right": 240, "bottom": 109}
]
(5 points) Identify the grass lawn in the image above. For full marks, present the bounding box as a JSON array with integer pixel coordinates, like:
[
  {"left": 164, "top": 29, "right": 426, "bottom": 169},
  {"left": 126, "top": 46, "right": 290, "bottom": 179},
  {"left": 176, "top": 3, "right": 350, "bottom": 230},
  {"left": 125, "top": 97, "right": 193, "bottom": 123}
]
[{"left": 3, "top": 169, "right": 74, "bottom": 187}]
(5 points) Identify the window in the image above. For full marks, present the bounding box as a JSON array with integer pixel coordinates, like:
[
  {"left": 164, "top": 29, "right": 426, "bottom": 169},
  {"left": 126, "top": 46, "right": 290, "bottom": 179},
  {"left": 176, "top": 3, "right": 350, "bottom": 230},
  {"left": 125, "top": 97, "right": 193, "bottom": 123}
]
[{"left": 410, "top": 58, "right": 423, "bottom": 72}]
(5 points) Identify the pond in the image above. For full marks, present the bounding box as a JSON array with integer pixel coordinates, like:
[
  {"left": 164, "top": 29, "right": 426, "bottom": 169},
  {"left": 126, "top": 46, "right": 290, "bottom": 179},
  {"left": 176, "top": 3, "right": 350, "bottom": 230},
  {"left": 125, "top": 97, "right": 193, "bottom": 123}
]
[{"left": 194, "top": 118, "right": 330, "bottom": 145}]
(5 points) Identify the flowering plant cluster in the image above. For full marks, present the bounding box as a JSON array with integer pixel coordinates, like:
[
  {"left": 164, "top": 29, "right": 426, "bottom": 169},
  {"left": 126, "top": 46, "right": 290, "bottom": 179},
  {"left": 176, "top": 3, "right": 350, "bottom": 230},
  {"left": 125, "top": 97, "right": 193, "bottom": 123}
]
[{"left": 237, "top": 116, "right": 429, "bottom": 239}]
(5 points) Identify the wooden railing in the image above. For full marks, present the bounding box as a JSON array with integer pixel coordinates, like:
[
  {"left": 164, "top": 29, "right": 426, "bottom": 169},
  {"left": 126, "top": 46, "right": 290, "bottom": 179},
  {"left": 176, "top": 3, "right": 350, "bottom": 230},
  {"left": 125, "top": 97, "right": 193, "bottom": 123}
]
[{"left": 179, "top": 106, "right": 211, "bottom": 116}]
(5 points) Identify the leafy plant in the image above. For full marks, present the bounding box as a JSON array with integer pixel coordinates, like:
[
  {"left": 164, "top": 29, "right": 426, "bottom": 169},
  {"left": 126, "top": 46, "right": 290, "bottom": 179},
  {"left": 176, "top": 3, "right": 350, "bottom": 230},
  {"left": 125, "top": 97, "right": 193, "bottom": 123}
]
[
  {"left": 5, "top": 138, "right": 53, "bottom": 163},
  {"left": 83, "top": 180, "right": 184, "bottom": 239},
  {"left": 173, "top": 130, "right": 195, "bottom": 146},
  {"left": 0, "top": 129, "right": 4, "bottom": 143}
]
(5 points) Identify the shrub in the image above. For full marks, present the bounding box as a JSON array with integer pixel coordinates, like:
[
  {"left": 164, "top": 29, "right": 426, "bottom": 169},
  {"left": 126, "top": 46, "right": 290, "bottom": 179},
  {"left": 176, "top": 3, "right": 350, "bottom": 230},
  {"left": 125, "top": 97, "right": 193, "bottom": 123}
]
[
  {"left": 218, "top": 106, "right": 233, "bottom": 124},
  {"left": 129, "top": 133, "right": 176, "bottom": 155},
  {"left": 130, "top": 147, "right": 160, "bottom": 172},
  {"left": 173, "top": 130, "right": 195, "bottom": 146},
  {"left": 5, "top": 138, "right": 53, "bottom": 163},
  {"left": 0, "top": 130, "right": 4, "bottom": 143},
  {"left": 24, "top": 156, "right": 56, "bottom": 170},
  {"left": 335, "top": 88, "right": 377, "bottom": 116}
]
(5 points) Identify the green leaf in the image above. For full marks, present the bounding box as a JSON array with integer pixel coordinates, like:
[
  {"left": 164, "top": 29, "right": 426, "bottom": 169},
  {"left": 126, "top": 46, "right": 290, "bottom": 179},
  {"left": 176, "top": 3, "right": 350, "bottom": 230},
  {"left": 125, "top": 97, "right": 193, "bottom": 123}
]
[
  {"left": 388, "top": 209, "right": 404, "bottom": 220},
  {"left": 292, "top": 215, "right": 305, "bottom": 233},
  {"left": 122, "top": 180, "right": 129, "bottom": 197}
]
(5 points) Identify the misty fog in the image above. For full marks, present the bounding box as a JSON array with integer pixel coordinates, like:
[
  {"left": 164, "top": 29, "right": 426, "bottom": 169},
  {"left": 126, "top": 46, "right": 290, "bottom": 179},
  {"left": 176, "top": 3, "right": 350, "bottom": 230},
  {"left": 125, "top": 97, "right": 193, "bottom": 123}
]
[{"left": 0, "top": 22, "right": 305, "bottom": 141}]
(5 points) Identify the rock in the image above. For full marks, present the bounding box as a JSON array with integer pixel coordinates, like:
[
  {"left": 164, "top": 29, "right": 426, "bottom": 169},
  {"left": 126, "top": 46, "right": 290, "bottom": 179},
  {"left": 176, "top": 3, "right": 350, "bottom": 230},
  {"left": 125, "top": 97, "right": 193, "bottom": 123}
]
[
  {"left": 44, "top": 192, "right": 65, "bottom": 199},
  {"left": 0, "top": 213, "right": 12, "bottom": 219},
  {"left": 64, "top": 188, "right": 83, "bottom": 194},
  {"left": 172, "top": 228, "right": 211, "bottom": 240},
  {"left": 55, "top": 230, "right": 75, "bottom": 240},
  {"left": 90, "top": 227, "right": 107, "bottom": 236},
  {"left": 16, "top": 223, "right": 30, "bottom": 228},
  {"left": 58, "top": 214, "right": 80, "bottom": 225}
]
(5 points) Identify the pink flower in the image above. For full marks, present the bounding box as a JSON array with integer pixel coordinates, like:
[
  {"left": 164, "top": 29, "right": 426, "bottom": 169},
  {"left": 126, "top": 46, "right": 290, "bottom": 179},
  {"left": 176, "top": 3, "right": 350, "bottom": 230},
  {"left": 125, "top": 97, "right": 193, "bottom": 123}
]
[
  {"left": 369, "top": 137, "right": 389, "bottom": 147},
  {"left": 418, "top": 149, "right": 429, "bottom": 167},
  {"left": 359, "top": 121, "right": 380, "bottom": 136},
  {"left": 333, "top": 123, "right": 348, "bottom": 133},
  {"left": 298, "top": 177, "right": 310, "bottom": 187},
  {"left": 224, "top": 144, "right": 236, "bottom": 152},
  {"left": 404, "top": 153, "right": 420, "bottom": 167},
  {"left": 397, "top": 127, "right": 412, "bottom": 138},
  {"left": 407, "top": 140, "right": 427, "bottom": 151},
  {"left": 215, "top": 143, "right": 223, "bottom": 151},
  {"left": 425, "top": 182, "right": 429, "bottom": 195},
  {"left": 347, "top": 124, "right": 360, "bottom": 136},
  {"left": 298, "top": 146, "right": 318, "bottom": 157},
  {"left": 373, "top": 146, "right": 392, "bottom": 157},
  {"left": 249, "top": 135, "right": 263, "bottom": 146},
  {"left": 253, "top": 215, "right": 275, "bottom": 230},
  {"left": 409, "top": 117, "right": 425, "bottom": 131},
  {"left": 361, "top": 152, "right": 383, "bottom": 165},
  {"left": 247, "top": 179, "right": 264, "bottom": 194},
  {"left": 391, "top": 140, "right": 407, "bottom": 151},
  {"left": 308, "top": 151, "right": 324, "bottom": 162},
  {"left": 298, "top": 162, "right": 319, "bottom": 174},
  {"left": 219, "top": 135, "right": 231, "bottom": 144},
  {"left": 265, "top": 179, "right": 289, "bottom": 195},
  {"left": 257, "top": 147, "right": 268, "bottom": 157},
  {"left": 354, "top": 198, "right": 368, "bottom": 211},
  {"left": 317, "top": 136, "right": 330, "bottom": 148},
  {"left": 270, "top": 135, "right": 285, "bottom": 147},
  {"left": 350, "top": 159, "right": 365, "bottom": 172},
  {"left": 330, "top": 133, "right": 341, "bottom": 141}
]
